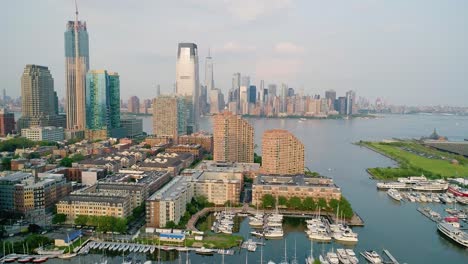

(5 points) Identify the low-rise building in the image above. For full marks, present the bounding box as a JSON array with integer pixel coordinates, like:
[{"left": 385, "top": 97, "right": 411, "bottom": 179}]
[
  {"left": 21, "top": 126, "right": 64, "bottom": 142},
  {"left": 146, "top": 176, "right": 194, "bottom": 228},
  {"left": 137, "top": 152, "right": 194, "bottom": 176},
  {"left": 56, "top": 193, "right": 131, "bottom": 219},
  {"left": 252, "top": 174, "right": 341, "bottom": 206},
  {"left": 177, "top": 132, "right": 213, "bottom": 153},
  {"left": 166, "top": 144, "right": 203, "bottom": 159}
]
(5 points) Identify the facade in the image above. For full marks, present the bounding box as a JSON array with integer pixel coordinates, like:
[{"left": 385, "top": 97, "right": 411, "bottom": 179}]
[
  {"left": 213, "top": 111, "right": 254, "bottom": 163},
  {"left": 17, "top": 65, "right": 66, "bottom": 130},
  {"left": 262, "top": 129, "right": 304, "bottom": 175},
  {"left": 175, "top": 43, "right": 199, "bottom": 134},
  {"left": 248, "top": 85, "right": 256, "bottom": 103},
  {"left": 189, "top": 170, "right": 243, "bottom": 205},
  {"left": 56, "top": 194, "right": 131, "bottom": 219},
  {"left": 128, "top": 96, "right": 140, "bottom": 113},
  {"left": 166, "top": 144, "right": 203, "bottom": 159},
  {"left": 252, "top": 174, "right": 341, "bottom": 206},
  {"left": 177, "top": 132, "right": 213, "bottom": 153},
  {"left": 146, "top": 176, "right": 194, "bottom": 228},
  {"left": 0, "top": 108, "right": 15, "bottom": 136},
  {"left": 85, "top": 70, "right": 121, "bottom": 135},
  {"left": 152, "top": 96, "right": 186, "bottom": 138},
  {"left": 65, "top": 16, "right": 89, "bottom": 132},
  {"left": 120, "top": 116, "right": 143, "bottom": 138},
  {"left": 21, "top": 126, "right": 65, "bottom": 142}
]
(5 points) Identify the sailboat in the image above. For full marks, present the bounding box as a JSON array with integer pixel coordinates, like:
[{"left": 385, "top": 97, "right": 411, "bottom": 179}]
[
  {"left": 305, "top": 240, "right": 315, "bottom": 264},
  {"left": 279, "top": 239, "right": 289, "bottom": 264},
  {"left": 290, "top": 238, "right": 298, "bottom": 264}
]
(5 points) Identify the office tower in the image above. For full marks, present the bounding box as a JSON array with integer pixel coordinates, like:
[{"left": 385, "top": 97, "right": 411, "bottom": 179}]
[
  {"left": 17, "top": 65, "right": 66, "bottom": 130},
  {"left": 85, "top": 70, "right": 120, "bottom": 134},
  {"left": 335, "top": 97, "right": 347, "bottom": 115},
  {"left": 205, "top": 49, "right": 215, "bottom": 91},
  {"left": 288, "top": 87, "right": 295, "bottom": 97},
  {"left": 128, "top": 96, "right": 140, "bottom": 114},
  {"left": 248, "top": 85, "right": 256, "bottom": 103},
  {"left": 156, "top": 84, "right": 161, "bottom": 97},
  {"left": 200, "top": 85, "right": 208, "bottom": 115},
  {"left": 241, "top": 76, "right": 250, "bottom": 87},
  {"left": 213, "top": 111, "right": 254, "bottom": 163},
  {"left": 239, "top": 86, "right": 248, "bottom": 114},
  {"left": 152, "top": 95, "right": 186, "bottom": 137},
  {"left": 259, "top": 80, "right": 265, "bottom": 103},
  {"left": 175, "top": 43, "right": 199, "bottom": 134},
  {"left": 262, "top": 129, "right": 305, "bottom": 175},
  {"left": 325, "top": 90, "right": 337, "bottom": 111},
  {"left": 209, "top": 89, "right": 224, "bottom": 114},
  {"left": 65, "top": 5, "right": 89, "bottom": 132},
  {"left": 345, "top": 90, "right": 354, "bottom": 115},
  {"left": 0, "top": 108, "right": 15, "bottom": 136},
  {"left": 268, "top": 84, "right": 277, "bottom": 97},
  {"left": 232, "top": 73, "right": 241, "bottom": 111},
  {"left": 280, "top": 83, "right": 288, "bottom": 113}
]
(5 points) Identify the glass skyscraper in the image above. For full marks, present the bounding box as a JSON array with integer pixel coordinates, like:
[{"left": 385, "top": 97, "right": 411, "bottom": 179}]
[{"left": 85, "top": 70, "right": 120, "bottom": 133}]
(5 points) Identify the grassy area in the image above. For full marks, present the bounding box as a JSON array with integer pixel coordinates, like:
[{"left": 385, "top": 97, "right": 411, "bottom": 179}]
[
  {"left": 201, "top": 233, "right": 243, "bottom": 249},
  {"left": 359, "top": 141, "right": 468, "bottom": 179},
  {"left": 60, "top": 235, "right": 89, "bottom": 253}
]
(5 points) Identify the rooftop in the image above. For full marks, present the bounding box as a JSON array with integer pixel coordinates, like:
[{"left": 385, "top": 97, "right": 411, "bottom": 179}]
[
  {"left": 254, "top": 174, "right": 337, "bottom": 188},
  {"left": 147, "top": 176, "right": 190, "bottom": 201},
  {"left": 0, "top": 172, "right": 33, "bottom": 183}
]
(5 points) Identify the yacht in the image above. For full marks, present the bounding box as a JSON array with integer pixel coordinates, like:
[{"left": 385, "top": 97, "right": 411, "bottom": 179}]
[
  {"left": 333, "top": 228, "right": 359, "bottom": 243},
  {"left": 336, "top": 249, "right": 351, "bottom": 264},
  {"left": 195, "top": 247, "right": 214, "bottom": 255},
  {"left": 319, "top": 255, "right": 330, "bottom": 264},
  {"left": 455, "top": 196, "right": 468, "bottom": 205},
  {"left": 412, "top": 181, "right": 448, "bottom": 191},
  {"left": 387, "top": 189, "right": 402, "bottom": 201},
  {"left": 360, "top": 251, "right": 382, "bottom": 264},
  {"left": 264, "top": 228, "right": 284, "bottom": 239},
  {"left": 249, "top": 216, "right": 263, "bottom": 227},
  {"left": 345, "top": 249, "right": 359, "bottom": 264},
  {"left": 250, "top": 230, "right": 264, "bottom": 237},
  {"left": 376, "top": 182, "right": 408, "bottom": 189},
  {"left": 326, "top": 251, "right": 339, "bottom": 264},
  {"left": 437, "top": 222, "right": 468, "bottom": 247},
  {"left": 397, "top": 176, "right": 427, "bottom": 184},
  {"left": 448, "top": 185, "right": 468, "bottom": 197}
]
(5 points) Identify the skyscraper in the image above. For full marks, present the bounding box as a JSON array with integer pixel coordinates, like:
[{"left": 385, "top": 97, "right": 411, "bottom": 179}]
[
  {"left": 280, "top": 83, "right": 288, "bottom": 113},
  {"left": 213, "top": 111, "right": 254, "bottom": 163},
  {"left": 268, "top": 84, "right": 277, "bottom": 97},
  {"left": 325, "top": 90, "right": 337, "bottom": 111},
  {"left": 176, "top": 43, "right": 199, "bottom": 134},
  {"left": 0, "top": 109, "right": 15, "bottom": 136},
  {"left": 65, "top": 5, "right": 89, "bottom": 132},
  {"left": 259, "top": 80, "right": 265, "bottom": 104},
  {"left": 128, "top": 96, "right": 140, "bottom": 114},
  {"left": 205, "top": 49, "right": 214, "bottom": 91},
  {"left": 85, "top": 70, "right": 120, "bottom": 134},
  {"left": 262, "top": 129, "right": 305, "bottom": 175},
  {"left": 248, "top": 85, "right": 256, "bottom": 103},
  {"left": 152, "top": 96, "right": 186, "bottom": 137},
  {"left": 17, "top": 65, "right": 66, "bottom": 130},
  {"left": 345, "top": 90, "right": 354, "bottom": 115}
]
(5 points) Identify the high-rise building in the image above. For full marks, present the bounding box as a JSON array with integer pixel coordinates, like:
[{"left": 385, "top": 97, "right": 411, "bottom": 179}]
[
  {"left": 175, "top": 43, "right": 199, "bottom": 134},
  {"left": 280, "top": 83, "right": 288, "bottom": 113},
  {"left": 17, "top": 65, "right": 65, "bottom": 130},
  {"left": 335, "top": 97, "right": 347, "bottom": 115},
  {"left": 231, "top": 73, "right": 241, "bottom": 111},
  {"left": 213, "top": 111, "right": 254, "bottom": 163},
  {"left": 288, "top": 87, "right": 295, "bottom": 97},
  {"left": 345, "top": 90, "right": 354, "bottom": 115},
  {"left": 152, "top": 96, "right": 186, "bottom": 138},
  {"left": 85, "top": 70, "right": 120, "bottom": 134},
  {"left": 65, "top": 6, "right": 89, "bottom": 132},
  {"left": 248, "top": 85, "right": 256, "bottom": 103},
  {"left": 209, "top": 89, "right": 224, "bottom": 114},
  {"left": 259, "top": 80, "right": 265, "bottom": 104},
  {"left": 0, "top": 108, "right": 15, "bottom": 136},
  {"left": 262, "top": 129, "right": 305, "bottom": 175},
  {"left": 325, "top": 90, "right": 337, "bottom": 111},
  {"left": 128, "top": 96, "right": 140, "bottom": 114},
  {"left": 205, "top": 49, "right": 215, "bottom": 91},
  {"left": 268, "top": 84, "right": 277, "bottom": 97},
  {"left": 241, "top": 76, "right": 250, "bottom": 88}
]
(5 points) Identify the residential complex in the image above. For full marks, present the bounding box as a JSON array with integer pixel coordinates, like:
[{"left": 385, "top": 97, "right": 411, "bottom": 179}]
[
  {"left": 261, "top": 129, "right": 305, "bottom": 175},
  {"left": 252, "top": 174, "right": 342, "bottom": 206},
  {"left": 177, "top": 132, "right": 213, "bottom": 153},
  {"left": 152, "top": 95, "right": 186, "bottom": 137},
  {"left": 21, "top": 126, "right": 64, "bottom": 142},
  {"left": 213, "top": 111, "right": 254, "bottom": 163},
  {"left": 0, "top": 108, "right": 15, "bottom": 136}
]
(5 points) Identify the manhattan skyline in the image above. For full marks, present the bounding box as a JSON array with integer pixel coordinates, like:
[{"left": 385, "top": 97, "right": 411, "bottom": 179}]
[{"left": 2, "top": 0, "right": 468, "bottom": 106}]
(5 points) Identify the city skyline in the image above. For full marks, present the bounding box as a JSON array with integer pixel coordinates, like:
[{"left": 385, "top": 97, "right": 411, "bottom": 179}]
[{"left": 3, "top": 0, "right": 468, "bottom": 106}]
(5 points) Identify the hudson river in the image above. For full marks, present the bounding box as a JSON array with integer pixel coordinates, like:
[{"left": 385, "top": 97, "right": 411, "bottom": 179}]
[{"left": 63, "top": 114, "right": 468, "bottom": 263}]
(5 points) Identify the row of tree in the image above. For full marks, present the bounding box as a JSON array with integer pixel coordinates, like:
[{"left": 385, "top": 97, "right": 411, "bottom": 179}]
[
  {"left": 165, "top": 196, "right": 212, "bottom": 229},
  {"left": 74, "top": 215, "right": 127, "bottom": 233},
  {"left": 261, "top": 194, "right": 354, "bottom": 219}
]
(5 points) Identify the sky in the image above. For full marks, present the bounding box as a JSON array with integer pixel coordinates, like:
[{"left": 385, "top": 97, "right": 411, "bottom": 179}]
[{"left": 2, "top": 0, "right": 468, "bottom": 106}]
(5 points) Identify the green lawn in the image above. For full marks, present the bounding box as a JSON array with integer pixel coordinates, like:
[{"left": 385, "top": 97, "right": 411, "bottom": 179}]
[
  {"left": 202, "top": 234, "right": 243, "bottom": 249},
  {"left": 361, "top": 141, "right": 468, "bottom": 179}
]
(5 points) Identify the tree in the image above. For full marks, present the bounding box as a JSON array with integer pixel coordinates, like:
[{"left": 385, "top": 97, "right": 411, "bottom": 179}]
[
  {"left": 28, "top": 224, "right": 41, "bottom": 233},
  {"left": 1, "top": 157, "right": 12, "bottom": 171},
  {"left": 261, "top": 194, "right": 275, "bottom": 208},
  {"left": 195, "top": 195, "right": 209, "bottom": 208},
  {"left": 59, "top": 157, "right": 73, "bottom": 167},
  {"left": 27, "top": 152, "right": 41, "bottom": 159},
  {"left": 314, "top": 260, "right": 321, "bottom": 264},
  {"left": 165, "top": 221, "right": 176, "bottom": 229},
  {"left": 254, "top": 153, "right": 262, "bottom": 164},
  {"left": 74, "top": 215, "right": 88, "bottom": 226},
  {"left": 114, "top": 218, "right": 127, "bottom": 233},
  {"left": 317, "top": 198, "right": 328, "bottom": 210},
  {"left": 287, "top": 197, "right": 302, "bottom": 210},
  {"left": 328, "top": 199, "right": 340, "bottom": 212},
  {"left": 278, "top": 196, "right": 288, "bottom": 207},
  {"left": 52, "top": 214, "right": 67, "bottom": 224},
  {"left": 302, "top": 197, "right": 316, "bottom": 211}
]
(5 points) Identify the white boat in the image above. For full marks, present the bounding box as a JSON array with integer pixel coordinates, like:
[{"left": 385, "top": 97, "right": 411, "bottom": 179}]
[
  {"left": 319, "top": 255, "right": 330, "bottom": 264},
  {"left": 455, "top": 196, "right": 468, "bottom": 205},
  {"left": 376, "top": 182, "right": 408, "bottom": 189},
  {"left": 305, "top": 240, "right": 315, "bottom": 264},
  {"left": 360, "top": 250, "right": 382, "bottom": 264},
  {"left": 250, "top": 231, "right": 264, "bottom": 237},
  {"left": 397, "top": 176, "right": 427, "bottom": 184},
  {"left": 345, "top": 249, "right": 359, "bottom": 264},
  {"left": 387, "top": 189, "right": 402, "bottom": 201},
  {"left": 326, "top": 251, "right": 339, "bottom": 264},
  {"left": 336, "top": 249, "right": 351, "bottom": 264},
  {"left": 195, "top": 247, "right": 214, "bottom": 255},
  {"left": 264, "top": 228, "right": 284, "bottom": 239},
  {"left": 58, "top": 253, "right": 77, "bottom": 259},
  {"left": 249, "top": 217, "right": 263, "bottom": 227},
  {"left": 437, "top": 222, "right": 468, "bottom": 247},
  {"left": 412, "top": 181, "right": 448, "bottom": 191}
]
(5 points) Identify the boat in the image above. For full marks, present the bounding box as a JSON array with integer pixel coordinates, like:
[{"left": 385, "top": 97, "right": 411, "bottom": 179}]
[
  {"left": 360, "top": 251, "right": 382, "bottom": 264},
  {"left": 195, "top": 247, "right": 214, "bottom": 255},
  {"left": 250, "top": 230, "right": 264, "bottom": 237},
  {"left": 264, "top": 228, "right": 284, "bottom": 239},
  {"left": 305, "top": 240, "right": 315, "bottom": 264},
  {"left": 412, "top": 181, "right": 448, "bottom": 192},
  {"left": 345, "top": 249, "right": 359, "bottom": 264},
  {"left": 437, "top": 222, "right": 468, "bottom": 247},
  {"left": 417, "top": 207, "right": 441, "bottom": 222},
  {"left": 279, "top": 239, "right": 288, "bottom": 264},
  {"left": 32, "top": 257, "right": 48, "bottom": 263},
  {"left": 336, "top": 249, "right": 351, "bottom": 264},
  {"left": 319, "top": 255, "right": 330, "bottom": 264},
  {"left": 455, "top": 196, "right": 468, "bottom": 205},
  {"left": 387, "top": 189, "right": 402, "bottom": 201},
  {"left": 448, "top": 185, "right": 468, "bottom": 197},
  {"left": 376, "top": 182, "right": 408, "bottom": 190},
  {"left": 58, "top": 253, "right": 77, "bottom": 259},
  {"left": 18, "top": 257, "right": 34, "bottom": 263},
  {"left": 326, "top": 251, "right": 339, "bottom": 264}
]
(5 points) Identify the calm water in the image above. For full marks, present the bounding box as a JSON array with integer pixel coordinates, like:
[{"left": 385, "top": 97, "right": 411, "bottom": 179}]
[{"left": 62, "top": 114, "right": 468, "bottom": 263}]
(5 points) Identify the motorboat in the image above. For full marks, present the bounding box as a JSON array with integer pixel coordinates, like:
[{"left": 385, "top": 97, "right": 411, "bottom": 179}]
[
  {"left": 32, "top": 257, "right": 48, "bottom": 263},
  {"left": 376, "top": 182, "right": 408, "bottom": 189},
  {"left": 360, "top": 251, "right": 382, "bottom": 264},
  {"left": 195, "top": 247, "right": 214, "bottom": 255},
  {"left": 437, "top": 221, "right": 468, "bottom": 247},
  {"left": 264, "top": 228, "right": 284, "bottom": 239},
  {"left": 326, "top": 251, "right": 339, "bottom": 264},
  {"left": 18, "top": 257, "right": 35, "bottom": 263},
  {"left": 336, "top": 248, "right": 351, "bottom": 264},
  {"left": 345, "top": 249, "right": 359, "bottom": 264}
]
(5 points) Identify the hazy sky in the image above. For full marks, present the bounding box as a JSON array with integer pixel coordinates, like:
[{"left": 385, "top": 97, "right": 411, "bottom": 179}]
[{"left": 2, "top": 0, "right": 468, "bottom": 106}]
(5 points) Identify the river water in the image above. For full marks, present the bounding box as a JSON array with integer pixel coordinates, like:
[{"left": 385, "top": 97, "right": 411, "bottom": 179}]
[{"left": 57, "top": 114, "right": 468, "bottom": 263}]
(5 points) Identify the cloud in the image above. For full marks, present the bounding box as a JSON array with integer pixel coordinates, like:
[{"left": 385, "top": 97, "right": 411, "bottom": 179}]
[
  {"left": 274, "top": 42, "right": 305, "bottom": 54},
  {"left": 223, "top": 0, "right": 293, "bottom": 22},
  {"left": 216, "top": 41, "right": 256, "bottom": 53}
]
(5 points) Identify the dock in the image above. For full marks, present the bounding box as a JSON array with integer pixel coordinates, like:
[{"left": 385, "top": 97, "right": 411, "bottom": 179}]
[
  {"left": 417, "top": 207, "right": 442, "bottom": 222},
  {"left": 383, "top": 249, "right": 400, "bottom": 264}
]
